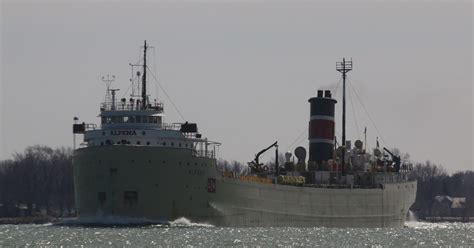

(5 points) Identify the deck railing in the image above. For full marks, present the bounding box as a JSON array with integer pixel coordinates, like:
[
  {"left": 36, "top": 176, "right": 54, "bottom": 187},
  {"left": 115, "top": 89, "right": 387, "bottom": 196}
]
[{"left": 100, "top": 101, "right": 163, "bottom": 112}]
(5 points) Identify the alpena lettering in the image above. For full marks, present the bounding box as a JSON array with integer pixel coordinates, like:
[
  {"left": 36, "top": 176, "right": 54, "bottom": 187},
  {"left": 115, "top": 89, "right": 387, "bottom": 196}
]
[{"left": 110, "top": 130, "right": 137, "bottom": 135}]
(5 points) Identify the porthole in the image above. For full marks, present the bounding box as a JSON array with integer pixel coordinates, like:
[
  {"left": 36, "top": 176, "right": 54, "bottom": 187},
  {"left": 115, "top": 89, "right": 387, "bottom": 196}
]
[
  {"left": 146, "top": 142, "right": 150, "bottom": 145},
  {"left": 137, "top": 141, "right": 141, "bottom": 145}
]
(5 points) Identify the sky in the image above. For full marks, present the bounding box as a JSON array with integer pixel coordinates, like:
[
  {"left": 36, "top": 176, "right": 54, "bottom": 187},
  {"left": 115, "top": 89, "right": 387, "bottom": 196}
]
[{"left": 1, "top": 0, "right": 472, "bottom": 173}]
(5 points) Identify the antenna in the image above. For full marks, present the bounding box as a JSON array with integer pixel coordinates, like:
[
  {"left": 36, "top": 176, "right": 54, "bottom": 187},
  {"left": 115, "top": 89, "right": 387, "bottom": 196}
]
[
  {"left": 336, "top": 58, "right": 352, "bottom": 175},
  {"left": 141, "top": 40, "right": 148, "bottom": 110}
]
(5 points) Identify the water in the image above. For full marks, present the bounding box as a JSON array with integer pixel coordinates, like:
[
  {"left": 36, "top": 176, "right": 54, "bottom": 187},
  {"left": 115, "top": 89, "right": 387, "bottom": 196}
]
[{"left": 0, "top": 220, "right": 473, "bottom": 247}]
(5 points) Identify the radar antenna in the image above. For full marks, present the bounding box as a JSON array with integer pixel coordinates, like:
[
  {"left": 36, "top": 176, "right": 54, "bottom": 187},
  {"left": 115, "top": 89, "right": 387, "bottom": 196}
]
[{"left": 336, "top": 58, "right": 352, "bottom": 175}]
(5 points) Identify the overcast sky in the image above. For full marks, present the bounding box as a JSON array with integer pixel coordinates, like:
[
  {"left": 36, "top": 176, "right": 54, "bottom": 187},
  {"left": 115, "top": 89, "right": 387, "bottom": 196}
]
[{"left": 1, "top": 0, "right": 472, "bottom": 173}]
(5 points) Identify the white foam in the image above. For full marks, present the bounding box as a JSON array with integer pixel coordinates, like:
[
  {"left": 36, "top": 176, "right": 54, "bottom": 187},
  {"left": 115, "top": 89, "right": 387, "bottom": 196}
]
[
  {"left": 169, "top": 217, "right": 214, "bottom": 227},
  {"left": 406, "top": 210, "right": 418, "bottom": 222}
]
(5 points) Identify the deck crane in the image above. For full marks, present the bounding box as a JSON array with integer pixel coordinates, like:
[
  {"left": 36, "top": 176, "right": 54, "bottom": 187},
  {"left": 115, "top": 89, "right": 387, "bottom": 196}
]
[{"left": 248, "top": 141, "right": 279, "bottom": 175}]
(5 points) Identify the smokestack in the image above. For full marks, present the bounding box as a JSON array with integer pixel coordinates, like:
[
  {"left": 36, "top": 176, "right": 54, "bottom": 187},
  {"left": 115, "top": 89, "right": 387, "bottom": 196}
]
[
  {"left": 324, "top": 90, "right": 331, "bottom": 98},
  {"left": 308, "top": 90, "right": 337, "bottom": 164},
  {"left": 317, "top": 90, "right": 324, "bottom": 98}
]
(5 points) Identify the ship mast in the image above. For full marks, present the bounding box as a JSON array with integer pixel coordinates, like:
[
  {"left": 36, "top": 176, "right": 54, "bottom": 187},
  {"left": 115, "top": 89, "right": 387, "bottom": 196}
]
[
  {"left": 336, "top": 58, "right": 352, "bottom": 175},
  {"left": 141, "top": 40, "right": 148, "bottom": 110}
]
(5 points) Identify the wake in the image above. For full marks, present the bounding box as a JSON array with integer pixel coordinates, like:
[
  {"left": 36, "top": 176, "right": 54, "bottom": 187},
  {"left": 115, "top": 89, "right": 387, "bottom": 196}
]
[{"left": 56, "top": 216, "right": 213, "bottom": 228}]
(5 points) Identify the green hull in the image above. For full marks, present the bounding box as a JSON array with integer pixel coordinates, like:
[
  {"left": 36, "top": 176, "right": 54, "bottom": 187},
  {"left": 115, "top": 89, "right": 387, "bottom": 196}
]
[{"left": 74, "top": 146, "right": 417, "bottom": 227}]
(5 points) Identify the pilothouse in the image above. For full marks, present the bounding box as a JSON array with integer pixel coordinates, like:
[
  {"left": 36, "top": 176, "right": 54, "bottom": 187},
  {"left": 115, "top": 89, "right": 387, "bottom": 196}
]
[{"left": 73, "top": 40, "right": 219, "bottom": 157}]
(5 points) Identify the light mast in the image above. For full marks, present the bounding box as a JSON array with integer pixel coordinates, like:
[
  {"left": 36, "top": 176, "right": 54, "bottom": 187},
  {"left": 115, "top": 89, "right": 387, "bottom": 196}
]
[
  {"left": 141, "top": 40, "right": 148, "bottom": 110},
  {"left": 336, "top": 58, "right": 352, "bottom": 175}
]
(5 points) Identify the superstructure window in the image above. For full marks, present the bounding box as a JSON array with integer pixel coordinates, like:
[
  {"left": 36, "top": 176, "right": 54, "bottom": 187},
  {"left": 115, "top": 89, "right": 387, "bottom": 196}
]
[
  {"left": 123, "top": 191, "right": 138, "bottom": 207},
  {"left": 98, "top": 192, "right": 106, "bottom": 206}
]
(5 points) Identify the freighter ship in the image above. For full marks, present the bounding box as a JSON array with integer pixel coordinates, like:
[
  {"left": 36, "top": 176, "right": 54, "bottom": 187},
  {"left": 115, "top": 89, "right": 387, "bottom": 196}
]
[{"left": 73, "top": 41, "right": 416, "bottom": 227}]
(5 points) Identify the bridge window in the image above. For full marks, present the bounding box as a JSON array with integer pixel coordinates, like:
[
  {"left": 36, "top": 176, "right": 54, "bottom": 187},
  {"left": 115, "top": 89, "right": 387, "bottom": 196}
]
[{"left": 102, "top": 117, "right": 112, "bottom": 124}]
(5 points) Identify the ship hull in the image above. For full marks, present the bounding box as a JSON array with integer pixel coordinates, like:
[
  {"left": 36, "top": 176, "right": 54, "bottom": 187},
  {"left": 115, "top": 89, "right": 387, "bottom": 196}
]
[{"left": 74, "top": 146, "right": 417, "bottom": 227}]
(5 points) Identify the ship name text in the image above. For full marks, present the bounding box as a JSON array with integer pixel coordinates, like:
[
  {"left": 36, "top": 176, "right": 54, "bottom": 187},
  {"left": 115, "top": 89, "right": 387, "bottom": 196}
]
[{"left": 110, "top": 130, "right": 137, "bottom": 136}]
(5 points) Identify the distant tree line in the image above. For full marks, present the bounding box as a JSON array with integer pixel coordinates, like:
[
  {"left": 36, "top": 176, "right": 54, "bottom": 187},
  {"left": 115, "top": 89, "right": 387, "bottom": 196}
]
[
  {"left": 410, "top": 161, "right": 474, "bottom": 219},
  {"left": 0, "top": 145, "right": 74, "bottom": 217},
  {"left": 216, "top": 158, "right": 247, "bottom": 175}
]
